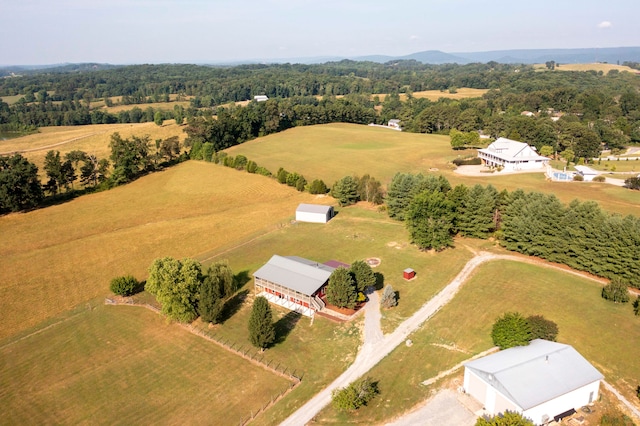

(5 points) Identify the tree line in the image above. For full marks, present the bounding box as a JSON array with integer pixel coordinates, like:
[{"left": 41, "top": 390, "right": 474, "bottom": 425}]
[
  {"left": 384, "top": 173, "right": 640, "bottom": 288},
  {"left": 0, "top": 132, "right": 184, "bottom": 214}
]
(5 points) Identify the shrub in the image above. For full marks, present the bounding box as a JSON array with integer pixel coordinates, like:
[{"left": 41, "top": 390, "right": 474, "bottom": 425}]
[
  {"left": 573, "top": 174, "right": 584, "bottom": 181},
  {"left": 633, "top": 296, "right": 640, "bottom": 316},
  {"left": 526, "top": 315, "right": 558, "bottom": 341},
  {"left": 309, "top": 179, "right": 328, "bottom": 194},
  {"left": 255, "top": 166, "right": 272, "bottom": 177},
  {"left": 475, "top": 411, "right": 534, "bottom": 425},
  {"left": 453, "top": 157, "right": 482, "bottom": 166},
  {"left": 602, "top": 278, "right": 630, "bottom": 303},
  {"left": 331, "top": 377, "right": 378, "bottom": 411},
  {"left": 592, "top": 175, "right": 606, "bottom": 182},
  {"left": 491, "top": 312, "right": 532, "bottom": 349},
  {"left": 110, "top": 275, "right": 140, "bottom": 296}
]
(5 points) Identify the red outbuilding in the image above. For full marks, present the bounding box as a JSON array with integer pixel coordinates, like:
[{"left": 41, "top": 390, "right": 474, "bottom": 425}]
[{"left": 403, "top": 268, "right": 416, "bottom": 280}]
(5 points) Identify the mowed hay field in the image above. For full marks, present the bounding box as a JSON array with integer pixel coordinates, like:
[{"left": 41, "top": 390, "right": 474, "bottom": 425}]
[
  {"left": 534, "top": 63, "right": 638, "bottom": 73},
  {"left": 375, "top": 87, "right": 489, "bottom": 102},
  {"left": 0, "top": 303, "right": 291, "bottom": 425},
  {"left": 317, "top": 258, "right": 640, "bottom": 424},
  {"left": 0, "top": 121, "right": 186, "bottom": 172},
  {"left": 227, "top": 123, "right": 640, "bottom": 216},
  {"left": 0, "top": 161, "right": 325, "bottom": 341}
]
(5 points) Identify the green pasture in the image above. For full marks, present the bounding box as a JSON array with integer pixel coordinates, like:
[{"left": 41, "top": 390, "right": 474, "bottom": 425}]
[
  {"left": 226, "top": 123, "right": 640, "bottom": 216},
  {"left": 315, "top": 259, "right": 640, "bottom": 424},
  {"left": 0, "top": 301, "right": 291, "bottom": 426}
]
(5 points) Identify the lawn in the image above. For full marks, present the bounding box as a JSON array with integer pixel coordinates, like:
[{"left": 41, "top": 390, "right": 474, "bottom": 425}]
[
  {"left": 534, "top": 63, "right": 637, "bottom": 73},
  {"left": 0, "top": 301, "right": 291, "bottom": 425},
  {"left": 0, "top": 161, "right": 322, "bottom": 341},
  {"left": 375, "top": 88, "right": 489, "bottom": 102},
  {"left": 227, "top": 123, "right": 640, "bottom": 216},
  {"left": 315, "top": 258, "right": 640, "bottom": 424}
]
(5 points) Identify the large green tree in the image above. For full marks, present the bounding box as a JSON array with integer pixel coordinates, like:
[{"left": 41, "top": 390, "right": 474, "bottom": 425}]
[
  {"left": 406, "top": 190, "right": 455, "bottom": 251},
  {"left": 326, "top": 267, "right": 357, "bottom": 309},
  {"left": 109, "top": 132, "right": 151, "bottom": 184},
  {"left": 0, "top": 154, "right": 43, "bottom": 213},
  {"left": 350, "top": 260, "right": 376, "bottom": 293},
  {"left": 248, "top": 296, "right": 275, "bottom": 350},
  {"left": 331, "top": 377, "right": 379, "bottom": 411},
  {"left": 146, "top": 257, "right": 203, "bottom": 323},
  {"left": 491, "top": 312, "right": 532, "bottom": 350}
]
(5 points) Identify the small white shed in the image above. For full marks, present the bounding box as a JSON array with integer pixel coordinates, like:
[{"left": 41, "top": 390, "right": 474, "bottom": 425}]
[
  {"left": 464, "top": 340, "right": 603, "bottom": 425},
  {"left": 295, "top": 204, "right": 334, "bottom": 223},
  {"left": 254, "top": 95, "right": 269, "bottom": 102}
]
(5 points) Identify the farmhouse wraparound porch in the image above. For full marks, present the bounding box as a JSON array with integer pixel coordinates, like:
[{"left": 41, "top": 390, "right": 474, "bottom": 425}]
[{"left": 254, "top": 277, "right": 326, "bottom": 317}]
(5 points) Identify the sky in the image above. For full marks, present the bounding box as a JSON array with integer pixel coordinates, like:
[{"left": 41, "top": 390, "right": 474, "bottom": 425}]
[{"left": 0, "top": 0, "right": 638, "bottom": 65}]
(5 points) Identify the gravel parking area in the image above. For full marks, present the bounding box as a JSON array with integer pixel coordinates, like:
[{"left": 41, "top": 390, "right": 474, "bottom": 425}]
[{"left": 384, "top": 389, "right": 478, "bottom": 426}]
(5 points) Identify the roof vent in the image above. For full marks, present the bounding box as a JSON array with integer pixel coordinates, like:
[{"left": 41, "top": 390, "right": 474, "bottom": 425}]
[{"left": 545, "top": 355, "right": 549, "bottom": 363}]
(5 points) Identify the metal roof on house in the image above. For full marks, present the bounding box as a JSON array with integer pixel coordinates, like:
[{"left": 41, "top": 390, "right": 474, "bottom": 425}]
[
  {"left": 464, "top": 339, "right": 603, "bottom": 410},
  {"left": 253, "top": 255, "right": 334, "bottom": 296},
  {"left": 478, "top": 137, "right": 548, "bottom": 162},
  {"left": 296, "top": 203, "right": 333, "bottom": 214}
]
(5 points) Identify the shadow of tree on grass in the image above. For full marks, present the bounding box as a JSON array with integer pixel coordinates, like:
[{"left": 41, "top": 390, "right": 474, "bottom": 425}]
[
  {"left": 273, "top": 311, "right": 302, "bottom": 346},
  {"left": 219, "top": 289, "right": 249, "bottom": 324}
]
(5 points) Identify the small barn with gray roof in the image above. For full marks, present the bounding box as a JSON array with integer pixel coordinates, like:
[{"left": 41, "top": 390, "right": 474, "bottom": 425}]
[
  {"left": 295, "top": 204, "right": 334, "bottom": 223},
  {"left": 254, "top": 255, "right": 347, "bottom": 316},
  {"left": 464, "top": 339, "right": 603, "bottom": 425}
]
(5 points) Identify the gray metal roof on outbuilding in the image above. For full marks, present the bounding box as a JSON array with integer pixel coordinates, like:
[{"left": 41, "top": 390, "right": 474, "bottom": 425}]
[
  {"left": 464, "top": 339, "right": 603, "bottom": 410},
  {"left": 296, "top": 204, "right": 333, "bottom": 214},
  {"left": 253, "top": 255, "right": 334, "bottom": 296}
]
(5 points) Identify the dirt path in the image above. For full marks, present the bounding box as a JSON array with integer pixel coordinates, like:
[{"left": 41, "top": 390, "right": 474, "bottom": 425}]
[{"left": 280, "top": 252, "right": 617, "bottom": 426}]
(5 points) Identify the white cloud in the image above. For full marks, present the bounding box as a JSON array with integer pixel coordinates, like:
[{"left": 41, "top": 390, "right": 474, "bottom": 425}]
[
  {"left": 597, "top": 21, "right": 612, "bottom": 29},
  {"left": 409, "top": 35, "right": 420, "bottom": 41}
]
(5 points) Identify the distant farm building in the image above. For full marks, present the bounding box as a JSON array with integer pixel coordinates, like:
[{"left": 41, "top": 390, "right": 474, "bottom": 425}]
[
  {"left": 574, "top": 165, "right": 600, "bottom": 182},
  {"left": 295, "top": 204, "right": 334, "bottom": 223},
  {"left": 403, "top": 268, "right": 416, "bottom": 280},
  {"left": 478, "top": 137, "right": 548, "bottom": 171},
  {"left": 388, "top": 119, "right": 401, "bottom": 129},
  {"left": 253, "top": 255, "right": 348, "bottom": 317},
  {"left": 464, "top": 339, "right": 603, "bottom": 425},
  {"left": 254, "top": 95, "right": 269, "bottom": 102}
]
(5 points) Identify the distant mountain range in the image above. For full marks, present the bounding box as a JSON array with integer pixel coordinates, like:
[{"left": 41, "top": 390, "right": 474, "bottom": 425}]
[{"left": 3, "top": 47, "right": 640, "bottom": 72}]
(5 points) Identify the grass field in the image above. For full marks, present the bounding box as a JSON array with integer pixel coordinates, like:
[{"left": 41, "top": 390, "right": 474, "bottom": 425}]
[
  {"left": 0, "top": 94, "right": 23, "bottom": 105},
  {"left": 226, "top": 123, "right": 640, "bottom": 216},
  {"left": 315, "top": 257, "right": 640, "bottom": 424},
  {"left": 0, "top": 302, "right": 291, "bottom": 425},
  {"left": 534, "top": 63, "right": 638, "bottom": 73},
  {"left": 0, "top": 161, "right": 323, "bottom": 341},
  {"left": 375, "top": 88, "right": 489, "bottom": 102},
  {"left": 0, "top": 121, "right": 186, "bottom": 173}
]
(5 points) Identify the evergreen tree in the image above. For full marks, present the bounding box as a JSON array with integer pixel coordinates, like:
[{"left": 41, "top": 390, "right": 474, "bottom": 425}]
[
  {"left": 491, "top": 312, "right": 532, "bottom": 350},
  {"left": 406, "top": 190, "right": 455, "bottom": 251},
  {"left": 331, "top": 176, "right": 359, "bottom": 206},
  {"left": 380, "top": 285, "right": 397, "bottom": 308},
  {"left": 350, "top": 260, "right": 376, "bottom": 293},
  {"left": 248, "top": 296, "right": 275, "bottom": 350},
  {"left": 309, "top": 179, "right": 328, "bottom": 194},
  {"left": 326, "top": 267, "right": 357, "bottom": 309},
  {"left": 457, "top": 184, "right": 498, "bottom": 238},
  {"left": 199, "top": 261, "right": 234, "bottom": 324}
]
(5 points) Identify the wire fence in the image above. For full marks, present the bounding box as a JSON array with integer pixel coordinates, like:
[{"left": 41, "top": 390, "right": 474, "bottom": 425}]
[{"left": 105, "top": 297, "right": 303, "bottom": 425}]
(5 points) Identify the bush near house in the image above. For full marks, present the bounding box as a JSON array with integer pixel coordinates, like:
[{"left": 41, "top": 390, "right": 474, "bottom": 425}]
[{"left": 109, "top": 275, "right": 140, "bottom": 296}]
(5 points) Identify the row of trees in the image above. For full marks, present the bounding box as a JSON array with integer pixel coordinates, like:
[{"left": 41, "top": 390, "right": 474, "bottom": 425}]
[
  {"left": 331, "top": 174, "right": 384, "bottom": 206},
  {"left": 0, "top": 133, "right": 183, "bottom": 214},
  {"left": 384, "top": 173, "right": 640, "bottom": 288}
]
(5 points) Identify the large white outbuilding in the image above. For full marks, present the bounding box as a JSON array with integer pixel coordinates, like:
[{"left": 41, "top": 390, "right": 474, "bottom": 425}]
[
  {"left": 295, "top": 204, "right": 334, "bottom": 223},
  {"left": 464, "top": 339, "right": 603, "bottom": 425}
]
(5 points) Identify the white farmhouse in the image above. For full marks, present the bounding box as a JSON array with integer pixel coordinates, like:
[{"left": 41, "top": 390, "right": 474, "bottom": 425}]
[
  {"left": 478, "top": 137, "right": 548, "bottom": 171},
  {"left": 464, "top": 339, "right": 603, "bottom": 425},
  {"left": 295, "top": 204, "right": 334, "bottom": 223}
]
